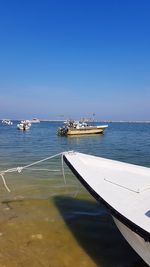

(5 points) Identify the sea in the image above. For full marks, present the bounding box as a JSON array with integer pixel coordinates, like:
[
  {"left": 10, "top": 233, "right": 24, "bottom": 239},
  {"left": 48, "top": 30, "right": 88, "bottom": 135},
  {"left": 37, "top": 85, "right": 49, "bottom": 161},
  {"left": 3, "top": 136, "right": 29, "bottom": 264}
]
[{"left": 0, "top": 121, "right": 149, "bottom": 267}]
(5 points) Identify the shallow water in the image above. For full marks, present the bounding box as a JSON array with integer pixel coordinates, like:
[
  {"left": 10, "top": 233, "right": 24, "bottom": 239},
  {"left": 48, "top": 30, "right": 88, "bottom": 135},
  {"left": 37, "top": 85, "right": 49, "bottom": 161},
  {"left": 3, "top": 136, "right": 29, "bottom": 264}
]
[{"left": 0, "top": 121, "right": 149, "bottom": 267}]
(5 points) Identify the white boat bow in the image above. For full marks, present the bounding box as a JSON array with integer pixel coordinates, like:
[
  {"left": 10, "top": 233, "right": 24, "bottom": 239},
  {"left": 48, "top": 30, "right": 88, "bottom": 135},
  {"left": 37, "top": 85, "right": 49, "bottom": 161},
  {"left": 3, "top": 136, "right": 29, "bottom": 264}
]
[{"left": 63, "top": 151, "right": 150, "bottom": 266}]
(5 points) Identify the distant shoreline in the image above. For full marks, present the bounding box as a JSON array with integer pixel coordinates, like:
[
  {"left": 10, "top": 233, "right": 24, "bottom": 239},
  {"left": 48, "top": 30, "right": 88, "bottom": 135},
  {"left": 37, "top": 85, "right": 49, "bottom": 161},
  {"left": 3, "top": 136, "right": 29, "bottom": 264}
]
[
  {"left": 38, "top": 120, "right": 150, "bottom": 123},
  {"left": 100, "top": 121, "right": 150, "bottom": 123},
  {"left": 1, "top": 119, "right": 150, "bottom": 123}
]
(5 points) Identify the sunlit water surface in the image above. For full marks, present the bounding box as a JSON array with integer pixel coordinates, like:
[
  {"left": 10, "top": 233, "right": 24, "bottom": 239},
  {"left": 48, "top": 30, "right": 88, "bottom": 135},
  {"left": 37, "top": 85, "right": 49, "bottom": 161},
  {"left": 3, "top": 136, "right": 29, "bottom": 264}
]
[{"left": 0, "top": 121, "right": 149, "bottom": 267}]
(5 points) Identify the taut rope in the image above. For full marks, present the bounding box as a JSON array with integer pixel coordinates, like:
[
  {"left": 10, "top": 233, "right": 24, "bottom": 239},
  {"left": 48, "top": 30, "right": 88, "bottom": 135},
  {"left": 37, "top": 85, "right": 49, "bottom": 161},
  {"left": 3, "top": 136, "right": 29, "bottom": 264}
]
[{"left": 0, "top": 151, "right": 70, "bottom": 192}]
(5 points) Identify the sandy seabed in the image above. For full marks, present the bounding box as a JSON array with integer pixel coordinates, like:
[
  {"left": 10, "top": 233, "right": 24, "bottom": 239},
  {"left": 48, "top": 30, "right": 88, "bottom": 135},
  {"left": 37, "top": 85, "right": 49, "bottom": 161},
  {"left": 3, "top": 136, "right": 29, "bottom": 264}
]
[{"left": 0, "top": 191, "right": 147, "bottom": 267}]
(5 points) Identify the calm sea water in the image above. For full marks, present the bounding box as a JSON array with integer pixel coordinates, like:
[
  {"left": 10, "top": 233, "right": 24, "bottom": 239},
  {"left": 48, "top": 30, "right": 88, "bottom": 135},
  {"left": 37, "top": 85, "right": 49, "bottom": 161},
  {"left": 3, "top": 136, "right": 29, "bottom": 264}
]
[{"left": 0, "top": 121, "right": 149, "bottom": 267}]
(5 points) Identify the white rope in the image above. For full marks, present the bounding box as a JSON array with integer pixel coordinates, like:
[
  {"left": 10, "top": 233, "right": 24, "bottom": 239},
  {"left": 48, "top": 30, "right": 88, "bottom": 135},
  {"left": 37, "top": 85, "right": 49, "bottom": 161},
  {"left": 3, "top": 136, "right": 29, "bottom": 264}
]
[
  {"left": 25, "top": 168, "right": 60, "bottom": 172},
  {"left": 0, "top": 173, "right": 11, "bottom": 192},
  {"left": 19, "top": 152, "right": 63, "bottom": 170},
  {"left": 0, "top": 151, "right": 70, "bottom": 192}
]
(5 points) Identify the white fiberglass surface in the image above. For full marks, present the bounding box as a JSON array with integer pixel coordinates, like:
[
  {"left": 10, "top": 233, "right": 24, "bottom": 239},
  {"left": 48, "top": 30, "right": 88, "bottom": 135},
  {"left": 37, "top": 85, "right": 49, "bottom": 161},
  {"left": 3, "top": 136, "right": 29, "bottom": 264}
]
[{"left": 65, "top": 152, "right": 150, "bottom": 233}]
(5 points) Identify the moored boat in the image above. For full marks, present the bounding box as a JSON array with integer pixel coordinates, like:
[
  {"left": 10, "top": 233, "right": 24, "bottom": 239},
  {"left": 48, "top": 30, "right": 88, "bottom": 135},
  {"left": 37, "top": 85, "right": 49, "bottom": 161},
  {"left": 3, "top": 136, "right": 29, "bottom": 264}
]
[
  {"left": 58, "top": 121, "right": 108, "bottom": 136},
  {"left": 2, "top": 119, "right": 13, "bottom": 125},
  {"left": 17, "top": 120, "right": 31, "bottom": 131},
  {"left": 63, "top": 151, "right": 150, "bottom": 266},
  {"left": 30, "top": 118, "right": 40, "bottom": 123},
  {"left": 21, "top": 120, "right": 32, "bottom": 127}
]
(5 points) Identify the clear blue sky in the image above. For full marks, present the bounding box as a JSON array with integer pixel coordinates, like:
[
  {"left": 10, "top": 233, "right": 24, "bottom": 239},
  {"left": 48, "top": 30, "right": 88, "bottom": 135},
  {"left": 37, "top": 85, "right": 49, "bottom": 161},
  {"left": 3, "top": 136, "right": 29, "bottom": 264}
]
[{"left": 0, "top": 0, "right": 150, "bottom": 120}]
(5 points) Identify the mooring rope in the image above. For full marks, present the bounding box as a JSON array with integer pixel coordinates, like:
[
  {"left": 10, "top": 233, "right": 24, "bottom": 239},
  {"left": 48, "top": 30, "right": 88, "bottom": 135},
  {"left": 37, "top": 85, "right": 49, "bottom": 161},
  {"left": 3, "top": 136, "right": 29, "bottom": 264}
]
[
  {"left": 0, "top": 151, "right": 70, "bottom": 192},
  {"left": 0, "top": 173, "right": 11, "bottom": 193},
  {"left": 25, "top": 168, "right": 60, "bottom": 172}
]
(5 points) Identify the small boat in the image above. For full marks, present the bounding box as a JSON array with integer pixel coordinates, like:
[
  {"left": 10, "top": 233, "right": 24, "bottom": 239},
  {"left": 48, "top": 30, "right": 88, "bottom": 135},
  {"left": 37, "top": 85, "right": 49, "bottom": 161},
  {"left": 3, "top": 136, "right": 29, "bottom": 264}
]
[
  {"left": 17, "top": 122, "right": 31, "bottom": 131},
  {"left": 30, "top": 118, "right": 40, "bottom": 123},
  {"left": 58, "top": 121, "right": 108, "bottom": 136},
  {"left": 21, "top": 120, "right": 32, "bottom": 127},
  {"left": 2, "top": 119, "right": 13, "bottom": 125},
  {"left": 63, "top": 151, "right": 150, "bottom": 266}
]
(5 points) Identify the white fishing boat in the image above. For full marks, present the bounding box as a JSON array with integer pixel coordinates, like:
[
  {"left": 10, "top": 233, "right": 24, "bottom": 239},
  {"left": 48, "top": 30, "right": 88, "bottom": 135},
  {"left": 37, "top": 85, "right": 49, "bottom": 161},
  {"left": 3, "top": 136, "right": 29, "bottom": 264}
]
[
  {"left": 2, "top": 119, "right": 13, "bottom": 125},
  {"left": 21, "top": 120, "right": 32, "bottom": 127},
  {"left": 17, "top": 122, "right": 31, "bottom": 131},
  {"left": 63, "top": 151, "right": 150, "bottom": 266},
  {"left": 30, "top": 118, "right": 40, "bottom": 123}
]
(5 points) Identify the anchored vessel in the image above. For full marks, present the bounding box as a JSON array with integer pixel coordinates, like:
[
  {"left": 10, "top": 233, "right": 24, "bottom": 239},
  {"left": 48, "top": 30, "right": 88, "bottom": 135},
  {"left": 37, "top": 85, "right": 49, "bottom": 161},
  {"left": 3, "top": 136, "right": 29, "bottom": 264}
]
[
  {"left": 30, "top": 118, "right": 40, "bottom": 123},
  {"left": 63, "top": 151, "right": 150, "bottom": 266},
  {"left": 2, "top": 119, "right": 13, "bottom": 125},
  {"left": 58, "top": 121, "right": 108, "bottom": 136},
  {"left": 17, "top": 120, "right": 31, "bottom": 131}
]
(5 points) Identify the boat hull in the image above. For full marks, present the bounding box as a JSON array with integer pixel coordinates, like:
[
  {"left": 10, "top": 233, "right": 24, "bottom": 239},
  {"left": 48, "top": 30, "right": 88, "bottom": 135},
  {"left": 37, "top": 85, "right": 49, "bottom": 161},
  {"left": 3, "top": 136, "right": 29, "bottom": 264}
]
[
  {"left": 63, "top": 152, "right": 150, "bottom": 266},
  {"left": 113, "top": 216, "right": 150, "bottom": 266},
  {"left": 67, "top": 128, "right": 104, "bottom": 135}
]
